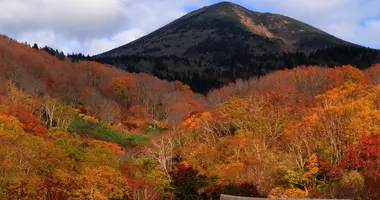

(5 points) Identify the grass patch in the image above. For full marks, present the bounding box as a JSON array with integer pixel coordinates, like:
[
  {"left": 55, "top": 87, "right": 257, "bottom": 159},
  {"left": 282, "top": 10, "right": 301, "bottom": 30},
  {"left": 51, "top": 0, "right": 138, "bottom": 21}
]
[
  {"left": 126, "top": 133, "right": 149, "bottom": 144},
  {"left": 69, "top": 118, "right": 150, "bottom": 145},
  {"left": 69, "top": 118, "right": 169, "bottom": 146},
  {"left": 145, "top": 123, "right": 168, "bottom": 135}
]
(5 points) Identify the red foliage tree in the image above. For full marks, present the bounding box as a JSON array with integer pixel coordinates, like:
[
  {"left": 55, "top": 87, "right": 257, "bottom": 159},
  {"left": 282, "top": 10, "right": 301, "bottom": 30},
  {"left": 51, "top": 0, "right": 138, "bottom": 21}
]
[
  {"left": 332, "top": 134, "right": 380, "bottom": 199},
  {"left": 169, "top": 163, "right": 209, "bottom": 200},
  {"left": 7, "top": 104, "right": 48, "bottom": 135},
  {"left": 122, "top": 105, "right": 151, "bottom": 130},
  {"left": 38, "top": 171, "right": 76, "bottom": 200}
]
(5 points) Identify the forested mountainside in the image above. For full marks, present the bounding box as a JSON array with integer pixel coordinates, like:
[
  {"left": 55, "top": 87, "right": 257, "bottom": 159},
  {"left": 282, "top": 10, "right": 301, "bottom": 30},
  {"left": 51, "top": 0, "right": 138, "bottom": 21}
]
[
  {"left": 95, "top": 45, "right": 380, "bottom": 93},
  {"left": 94, "top": 1, "right": 380, "bottom": 93},
  {"left": 2, "top": 33, "right": 380, "bottom": 199}
]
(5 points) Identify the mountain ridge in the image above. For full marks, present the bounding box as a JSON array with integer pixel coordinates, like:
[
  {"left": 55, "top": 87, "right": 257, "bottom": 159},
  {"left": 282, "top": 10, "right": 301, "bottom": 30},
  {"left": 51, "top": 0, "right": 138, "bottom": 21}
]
[
  {"left": 97, "top": 1, "right": 352, "bottom": 57},
  {"left": 94, "top": 1, "right": 380, "bottom": 93}
]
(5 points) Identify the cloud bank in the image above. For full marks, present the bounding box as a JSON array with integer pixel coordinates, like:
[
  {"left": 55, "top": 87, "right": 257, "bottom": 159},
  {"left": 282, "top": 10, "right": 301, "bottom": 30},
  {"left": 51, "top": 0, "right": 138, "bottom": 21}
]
[
  {"left": 0, "top": 0, "right": 209, "bottom": 54},
  {"left": 0, "top": 0, "right": 379, "bottom": 55},
  {"left": 244, "top": 0, "right": 380, "bottom": 49}
]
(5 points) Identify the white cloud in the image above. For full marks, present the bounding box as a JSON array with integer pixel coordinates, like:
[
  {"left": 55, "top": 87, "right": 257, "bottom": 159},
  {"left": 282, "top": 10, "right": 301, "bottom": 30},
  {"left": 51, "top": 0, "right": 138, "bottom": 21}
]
[
  {"left": 0, "top": 0, "right": 379, "bottom": 54},
  {"left": 85, "top": 28, "right": 146, "bottom": 55},
  {"left": 0, "top": 0, "right": 209, "bottom": 54},
  {"left": 243, "top": 0, "right": 380, "bottom": 48},
  {"left": 0, "top": 0, "right": 126, "bottom": 38},
  {"left": 17, "top": 30, "right": 59, "bottom": 47}
]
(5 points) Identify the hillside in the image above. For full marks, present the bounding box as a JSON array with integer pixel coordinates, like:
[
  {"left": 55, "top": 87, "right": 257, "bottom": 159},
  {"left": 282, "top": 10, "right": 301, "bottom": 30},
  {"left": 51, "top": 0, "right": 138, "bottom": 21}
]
[
  {"left": 99, "top": 1, "right": 350, "bottom": 57},
  {"left": 0, "top": 34, "right": 209, "bottom": 198},
  {"left": 0, "top": 35, "right": 205, "bottom": 126},
  {"left": 94, "top": 1, "right": 380, "bottom": 93},
  {"left": 2, "top": 33, "right": 380, "bottom": 199}
]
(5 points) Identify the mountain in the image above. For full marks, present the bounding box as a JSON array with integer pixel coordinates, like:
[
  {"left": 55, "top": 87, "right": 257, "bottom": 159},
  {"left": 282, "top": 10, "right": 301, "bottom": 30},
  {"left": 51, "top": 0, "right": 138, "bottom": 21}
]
[
  {"left": 2, "top": 21, "right": 380, "bottom": 199},
  {"left": 95, "top": 1, "right": 380, "bottom": 93}
]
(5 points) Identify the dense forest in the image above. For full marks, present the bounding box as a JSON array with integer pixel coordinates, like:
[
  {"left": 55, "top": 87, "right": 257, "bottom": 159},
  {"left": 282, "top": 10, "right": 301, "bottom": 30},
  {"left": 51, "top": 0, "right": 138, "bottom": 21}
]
[
  {"left": 2, "top": 34, "right": 380, "bottom": 200},
  {"left": 94, "top": 45, "right": 380, "bottom": 93}
]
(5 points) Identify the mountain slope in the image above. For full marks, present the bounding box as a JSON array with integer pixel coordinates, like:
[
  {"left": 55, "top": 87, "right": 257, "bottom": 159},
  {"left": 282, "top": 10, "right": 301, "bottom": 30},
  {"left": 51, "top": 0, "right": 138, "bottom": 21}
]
[
  {"left": 0, "top": 34, "right": 209, "bottom": 199},
  {"left": 0, "top": 34, "right": 204, "bottom": 126},
  {"left": 99, "top": 1, "right": 349, "bottom": 57},
  {"left": 95, "top": 1, "right": 380, "bottom": 93}
]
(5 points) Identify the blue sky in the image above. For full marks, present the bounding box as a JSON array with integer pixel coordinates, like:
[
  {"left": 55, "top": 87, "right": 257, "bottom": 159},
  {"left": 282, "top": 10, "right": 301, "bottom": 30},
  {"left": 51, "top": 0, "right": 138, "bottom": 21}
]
[{"left": 0, "top": 0, "right": 379, "bottom": 55}]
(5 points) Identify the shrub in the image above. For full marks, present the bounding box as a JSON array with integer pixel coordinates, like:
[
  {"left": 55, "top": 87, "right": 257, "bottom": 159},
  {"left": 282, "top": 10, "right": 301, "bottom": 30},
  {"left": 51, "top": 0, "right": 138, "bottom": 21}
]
[
  {"left": 170, "top": 163, "right": 209, "bottom": 200},
  {"left": 69, "top": 118, "right": 130, "bottom": 145}
]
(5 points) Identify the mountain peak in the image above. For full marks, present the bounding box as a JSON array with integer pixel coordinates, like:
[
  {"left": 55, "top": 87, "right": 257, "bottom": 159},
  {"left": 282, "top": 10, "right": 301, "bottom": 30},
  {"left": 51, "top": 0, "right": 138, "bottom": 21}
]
[
  {"left": 200, "top": 1, "right": 252, "bottom": 16},
  {"left": 207, "top": 1, "right": 237, "bottom": 8},
  {"left": 204, "top": 1, "right": 257, "bottom": 14},
  {"left": 95, "top": 2, "right": 356, "bottom": 92},
  {"left": 183, "top": 1, "right": 239, "bottom": 20},
  {"left": 98, "top": 1, "right": 350, "bottom": 58}
]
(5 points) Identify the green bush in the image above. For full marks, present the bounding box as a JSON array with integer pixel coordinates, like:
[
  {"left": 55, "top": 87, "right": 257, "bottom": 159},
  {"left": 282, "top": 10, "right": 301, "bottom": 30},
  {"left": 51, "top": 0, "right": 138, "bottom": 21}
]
[
  {"left": 69, "top": 118, "right": 130, "bottom": 145},
  {"left": 126, "top": 133, "right": 149, "bottom": 143},
  {"left": 69, "top": 118, "right": 169, "bottom": 145}
]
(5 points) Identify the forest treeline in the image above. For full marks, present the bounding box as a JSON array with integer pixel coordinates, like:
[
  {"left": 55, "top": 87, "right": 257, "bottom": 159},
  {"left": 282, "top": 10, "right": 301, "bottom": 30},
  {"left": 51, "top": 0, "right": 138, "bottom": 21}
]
[
  {"left": 94, "top": 44, "right": 380, "bottom": 93},
  {"left": 1, "top": 34, "right": 380, "bottom": 199}
]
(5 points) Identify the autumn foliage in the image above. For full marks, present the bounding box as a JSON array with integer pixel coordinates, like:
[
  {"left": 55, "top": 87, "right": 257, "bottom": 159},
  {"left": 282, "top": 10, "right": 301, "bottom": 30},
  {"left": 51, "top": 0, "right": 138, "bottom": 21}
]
[{"left": 2, "top": 35, "right": 380, "bottom": 199}]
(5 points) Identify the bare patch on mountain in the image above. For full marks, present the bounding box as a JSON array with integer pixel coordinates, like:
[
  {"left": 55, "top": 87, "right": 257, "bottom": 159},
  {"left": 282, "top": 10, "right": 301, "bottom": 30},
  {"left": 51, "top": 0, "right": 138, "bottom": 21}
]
[{"left": 233, "top": 6, "right": 274, "bottom": 39}]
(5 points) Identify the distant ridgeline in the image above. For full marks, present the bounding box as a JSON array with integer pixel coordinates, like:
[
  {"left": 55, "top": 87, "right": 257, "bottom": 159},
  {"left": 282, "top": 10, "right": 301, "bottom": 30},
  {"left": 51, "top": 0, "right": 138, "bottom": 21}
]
[
  {"left": 31, "top": 43, "right": 92, "bottom": 62},
  {"left": 92, "top": 1, "right": 380, "bottom": 93},
  {"left": 93, "top": 45, "right": 380, "bottom": 93},
  {"left": 35, "top": 43, "right": 380, "bottom": 94}
]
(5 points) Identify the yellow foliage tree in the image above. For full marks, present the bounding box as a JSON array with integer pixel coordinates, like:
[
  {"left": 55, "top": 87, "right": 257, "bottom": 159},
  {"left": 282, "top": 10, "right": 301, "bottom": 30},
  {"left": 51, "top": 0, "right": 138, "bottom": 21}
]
[
  {"left": 74, "top": 166, "right": 131, "bottom": 200},
  {"left": 269, "top": 187, "right": 308, "bottom": 198}
]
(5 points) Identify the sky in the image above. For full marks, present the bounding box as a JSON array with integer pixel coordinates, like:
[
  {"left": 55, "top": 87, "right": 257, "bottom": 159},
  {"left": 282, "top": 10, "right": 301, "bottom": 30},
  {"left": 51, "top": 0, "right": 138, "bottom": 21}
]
[{"left": 0, "top": 0, "right": 379, "bottom": 55}]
